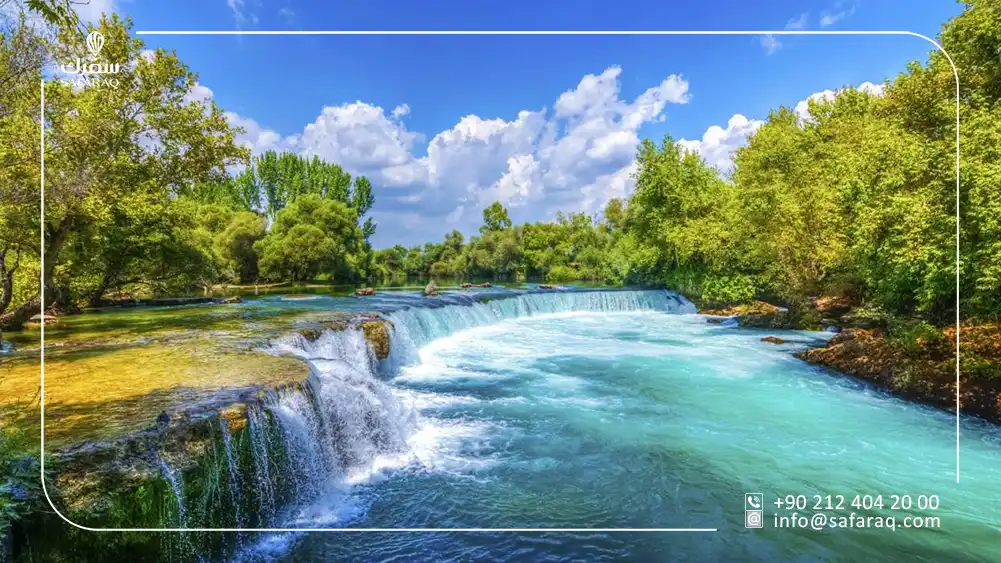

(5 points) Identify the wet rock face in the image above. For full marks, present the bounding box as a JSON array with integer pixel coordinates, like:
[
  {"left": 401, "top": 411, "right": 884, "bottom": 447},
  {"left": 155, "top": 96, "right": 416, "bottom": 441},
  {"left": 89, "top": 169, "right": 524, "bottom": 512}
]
[
  {"left": 355, "top": 287, "right": 375, "bottom": 296},
  {"left": 761, "top": 336, "right": 786, "bottom": 345},
  {"left": 460, "top": 283, "right": 473, "bottom": 288},
  {"left": 478, "top": 282, "right": 492, "bottom": 288},
  {"left": 361, "top": 320, "right": 391, "bottom": 360}
]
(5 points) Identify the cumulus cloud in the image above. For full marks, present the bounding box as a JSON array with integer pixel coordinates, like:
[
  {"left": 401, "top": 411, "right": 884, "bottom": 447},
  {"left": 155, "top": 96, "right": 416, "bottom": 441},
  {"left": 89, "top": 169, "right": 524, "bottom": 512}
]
[
  {"left": 759, "top": 34, "right": 782, "bottom": 55},
  {"left": 184, "top": 83, "right": 214, "bottom": 105},
  {"left": 391, "top": 104, "right": 410, "bottom": 119},
  {"left": 217, "top": 66, "right": 690, "bottom": 245},
  {"left": 681, "top": 81, "right": 885, "bottom": 173},
  {"left": 678, "top": 114, "right": 764, "bottom": 174},
  {"left": 794, "top": 80, "right": 884, "bottom": 121},
  {"left": 225, "top": 112, "right": 285, "bottom": 154}
]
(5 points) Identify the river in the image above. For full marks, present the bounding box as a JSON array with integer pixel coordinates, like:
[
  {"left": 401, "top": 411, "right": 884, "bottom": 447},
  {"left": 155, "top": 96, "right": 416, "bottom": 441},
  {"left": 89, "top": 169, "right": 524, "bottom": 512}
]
[{"left": 222, "top": 289, "right": 1000, "bottom": 562}]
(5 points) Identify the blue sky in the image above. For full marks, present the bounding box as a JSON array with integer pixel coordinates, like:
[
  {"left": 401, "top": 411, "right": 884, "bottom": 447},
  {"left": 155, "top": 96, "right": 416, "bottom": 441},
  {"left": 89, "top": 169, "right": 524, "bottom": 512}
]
[{"left": 81, "top": 0, "right": 962, "bottom": 247}]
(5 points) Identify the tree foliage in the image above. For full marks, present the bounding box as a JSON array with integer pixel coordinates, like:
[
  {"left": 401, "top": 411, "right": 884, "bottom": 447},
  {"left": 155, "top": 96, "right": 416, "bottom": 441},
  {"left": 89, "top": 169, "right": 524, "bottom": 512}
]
[{"left": 254, "top": 196, "right": 365, "bottom": 282}]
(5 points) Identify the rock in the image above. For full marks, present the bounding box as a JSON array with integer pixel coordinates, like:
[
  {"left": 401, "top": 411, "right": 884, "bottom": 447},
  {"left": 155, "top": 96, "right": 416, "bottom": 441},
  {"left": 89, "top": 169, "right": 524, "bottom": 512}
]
[
  {"left": 298, "top": 327, "right": 324, "bottom": 342},
  {"left": 739, "top": 309, "right": 801, "bottom": 330},
  {"left": 811, "top": 295, "right": 855, "bottom": 318},
  {"left": 706, "top": 317, "right": 725, "bottom": 324},
  {"left": 424, "top": 280, "right": 438, "bottom": 297},
  {"left": 761, "top": 336, "right": 786, "bottom": 345},
  {"left": 355, "top": 287, "right": 375, "bottom": 296},
  {"left": 539, "top": 284, "right": 554, "bottom": 289},
  {"left": 478, "top": 282, "right": 492, "bottom": 288},
  {"left": 29, "top": 313, "right": 58, "bottom": 324},
  {"left": 361, "top": 320, "right": 391, "bottom": 359},
  {"left": 156, "top": 411, "right": 170, "bottom": 426},
  {"left": 461, "top": 283, "right": 473, "bottom": 288},
  {"left": 700, "top": 300, "right": 780, "bottom": 317},
  {"left": 841, "top": 312, "right": 887, "bottom": 330},
  {"left": 217, "top": 296, "right": 242, "bottom": 304}
]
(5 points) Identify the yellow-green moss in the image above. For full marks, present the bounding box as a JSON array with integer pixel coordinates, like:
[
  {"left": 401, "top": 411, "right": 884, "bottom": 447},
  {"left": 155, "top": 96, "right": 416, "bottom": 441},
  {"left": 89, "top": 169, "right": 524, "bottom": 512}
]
[
  {"left": 0, "top": 340, "right": 307, "bottom": 447},
  {"left": 361, "top": 320, "right": 391, "bottom": 359}
]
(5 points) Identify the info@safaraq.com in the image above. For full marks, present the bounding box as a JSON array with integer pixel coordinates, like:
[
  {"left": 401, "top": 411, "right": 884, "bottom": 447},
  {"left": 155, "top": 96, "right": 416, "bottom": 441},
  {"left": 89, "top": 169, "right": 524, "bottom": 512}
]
[{"left": 743, "top": 493, "right": 942, "bottom": 531}]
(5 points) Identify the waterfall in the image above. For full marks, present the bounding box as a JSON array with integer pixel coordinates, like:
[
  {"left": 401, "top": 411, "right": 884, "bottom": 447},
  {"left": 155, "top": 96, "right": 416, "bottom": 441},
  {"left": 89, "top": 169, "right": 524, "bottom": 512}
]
[
  {"left": 247, "top": 406, "right": 276, "bottom": 525},
  {"left": 220, "top": 420, "right": 245, "bottom": 528},
  {"left": 244, "top": 289, "right": 692, "bottom": 528},
  {"left": 384, "top": 289, "right": 695, "bottom": 370},
  {"left": 158, "top": 456, "right": 187, "bottom": 526},
  {"left": 266, "top": 328, "right": 418, "bottom": 488}
]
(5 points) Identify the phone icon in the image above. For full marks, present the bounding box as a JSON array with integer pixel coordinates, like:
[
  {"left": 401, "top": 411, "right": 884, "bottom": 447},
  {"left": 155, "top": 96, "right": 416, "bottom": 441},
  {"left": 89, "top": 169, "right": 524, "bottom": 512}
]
[{"left": 745, "top": 493, "right": 763, "bottom": 510}]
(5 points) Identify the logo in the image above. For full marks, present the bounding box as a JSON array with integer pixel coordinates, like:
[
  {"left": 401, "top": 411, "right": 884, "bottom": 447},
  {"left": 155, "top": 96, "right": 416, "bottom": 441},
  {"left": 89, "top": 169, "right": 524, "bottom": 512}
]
[
  {"left": 60, "top": 30, "right": 121, "bottom": 80},
  {"left": 86, "top": 31, "right": 105, "bottom": 56},
  {"left": 745, "top": 493, "right": 763, "bottom": 529}
]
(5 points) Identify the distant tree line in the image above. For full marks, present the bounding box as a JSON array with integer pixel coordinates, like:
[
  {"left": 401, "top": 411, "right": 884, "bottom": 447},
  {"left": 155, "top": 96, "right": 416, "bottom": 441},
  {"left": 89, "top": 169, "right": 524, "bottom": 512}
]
[
  {"left": 2, "top": 0, "right": 999, "bottom": 334},
  {"left": 373, "top": 0, "right": 1001, "bottom": 330}
]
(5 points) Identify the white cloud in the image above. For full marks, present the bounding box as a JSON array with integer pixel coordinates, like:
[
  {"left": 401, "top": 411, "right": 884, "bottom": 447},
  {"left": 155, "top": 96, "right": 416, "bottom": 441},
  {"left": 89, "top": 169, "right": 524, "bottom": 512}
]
[
  {"left": 294, "top": 102, "right": 422, "bottom": 176},
  {"left": 794, "top": 81, "right": 884, "bottom": 122},
  {"left": 785, "top": 13, "right": 809, "bottom": 30},
  {"left": 225, "top": 112, "right": 285, "bottom": 154},
  {"left": 185, "top": 83, "right": 214, "bottom": 105},
  {"left": 683, "top": 82, "right": 885, "bottom": 173},
  {"left": 391, "top": 104, "right": 410, "bottom": 119},
  {"left": 857, "top": 81, "right": 885, "bottom": 96},
  {"left": 678, "top": 114, "right": 764, "bottom": 174},
  {"left": 819, "top": 2, "right": 855, "bottom": 27},
  {"left": 759, "top": 34, "right": 781, "bottom": 55},
  {"left": 226, "top": 0, "right": 258, "bottom": 27},
  {"left": 212, "top": 67, "right": 690, "bottom": 245}
]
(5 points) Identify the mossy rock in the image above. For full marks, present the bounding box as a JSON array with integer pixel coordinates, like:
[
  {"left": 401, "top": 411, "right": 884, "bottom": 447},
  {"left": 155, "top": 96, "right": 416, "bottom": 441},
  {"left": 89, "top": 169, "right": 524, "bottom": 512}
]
[{"left": 361, "top": 320, "right": 391, "bottom": 359}]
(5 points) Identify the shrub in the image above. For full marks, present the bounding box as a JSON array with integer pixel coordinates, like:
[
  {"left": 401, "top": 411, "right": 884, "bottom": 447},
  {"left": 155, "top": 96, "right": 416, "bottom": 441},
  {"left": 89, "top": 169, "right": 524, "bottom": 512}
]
[{"left": 700, "top": 274, "right": 756, "bottom": 308}]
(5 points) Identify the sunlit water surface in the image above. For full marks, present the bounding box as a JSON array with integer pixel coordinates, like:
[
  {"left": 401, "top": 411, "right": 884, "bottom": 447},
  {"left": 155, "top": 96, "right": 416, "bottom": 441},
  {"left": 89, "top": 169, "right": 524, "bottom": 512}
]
[{"left": 242, "top": 310, "right": 1000, "bottom": 563}]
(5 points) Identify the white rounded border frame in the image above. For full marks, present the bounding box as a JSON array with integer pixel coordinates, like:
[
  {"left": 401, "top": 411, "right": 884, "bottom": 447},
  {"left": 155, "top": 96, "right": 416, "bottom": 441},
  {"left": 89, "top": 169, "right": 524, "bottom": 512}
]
[{"left": 38, "top": 29, "right": 961, "bottom": 533}]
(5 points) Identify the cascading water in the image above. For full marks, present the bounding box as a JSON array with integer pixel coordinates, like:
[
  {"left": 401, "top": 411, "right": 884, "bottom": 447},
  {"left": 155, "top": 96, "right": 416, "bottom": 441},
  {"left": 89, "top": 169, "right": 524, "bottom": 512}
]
[
  {"left": 219, "top": 420, "right": 244, "bottom": 528},
  {"left": 246, "top": 406, "right": 276, "bottom": 525},
  {"left": 384, "top": 289, "right": 695, "bottom": 370},
  {"left": 158, "top": 456, "right": 187, "bottom": 526},
  {"left": 263, "top": 326, "right": 419, "bottom": 495},
  {"left": 238, "top": 289, "right": 695, "bottom": 534}
]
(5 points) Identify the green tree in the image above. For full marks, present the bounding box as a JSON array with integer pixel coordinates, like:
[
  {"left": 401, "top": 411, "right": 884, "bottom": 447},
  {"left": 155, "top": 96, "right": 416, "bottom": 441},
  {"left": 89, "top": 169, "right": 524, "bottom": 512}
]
[
  {"left": 0, "top": 15, "right": 247, "bottom": 328},
  {"left": 254, "top": 196, "right": 365, "bottom": 282},
  {"left": 480, "top": 201, "right": 512, "bottom": 234},
  {"left": 215, "top": 211, "right": 267, "bottom": 283}
]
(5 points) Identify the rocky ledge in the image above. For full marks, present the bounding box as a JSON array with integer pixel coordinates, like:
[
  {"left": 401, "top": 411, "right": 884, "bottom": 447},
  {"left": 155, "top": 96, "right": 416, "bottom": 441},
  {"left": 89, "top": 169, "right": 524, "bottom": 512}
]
[
  {"left": 700, "top": 301, "right": 803, "bottom": 329},
  {"left": 797, "top": 325, "right": 1001, "bottom": 424},
  {"left": 296, "top": 315, "right": 392, "bottom": 359}
]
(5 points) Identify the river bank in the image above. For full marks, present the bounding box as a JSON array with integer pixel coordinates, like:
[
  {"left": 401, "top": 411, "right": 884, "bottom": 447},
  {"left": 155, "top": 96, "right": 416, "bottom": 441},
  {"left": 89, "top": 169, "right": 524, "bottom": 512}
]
[{"left": 698, "top": 297, "right": 1001, "bottom": 425}]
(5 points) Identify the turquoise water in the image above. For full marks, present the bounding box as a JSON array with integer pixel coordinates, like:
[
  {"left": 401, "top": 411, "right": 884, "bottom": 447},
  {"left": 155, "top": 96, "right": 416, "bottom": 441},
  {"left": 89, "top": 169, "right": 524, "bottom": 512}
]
[{"left": 245, "top": 293, "right": 999, "bottom": 562}]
